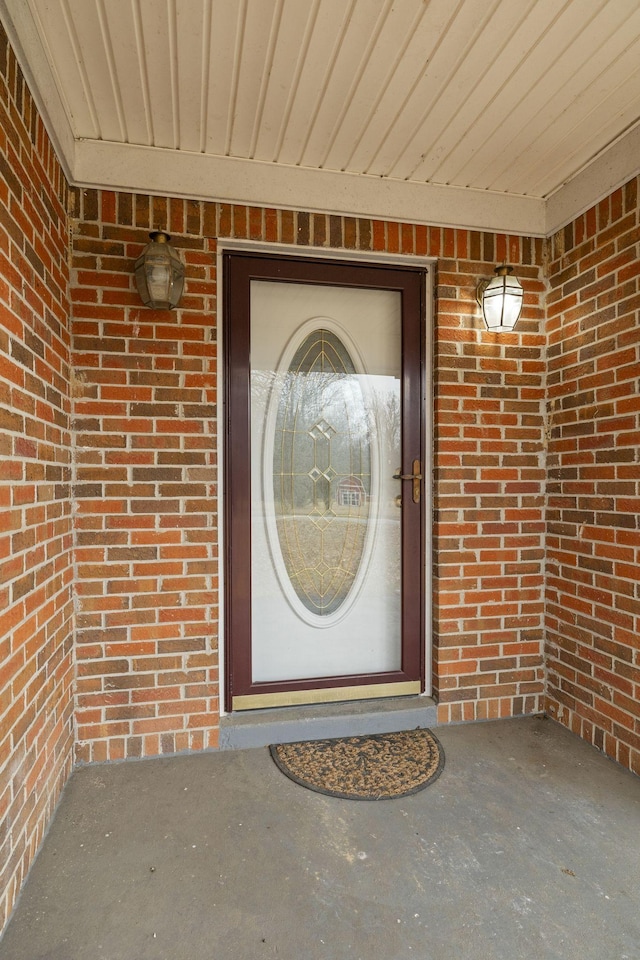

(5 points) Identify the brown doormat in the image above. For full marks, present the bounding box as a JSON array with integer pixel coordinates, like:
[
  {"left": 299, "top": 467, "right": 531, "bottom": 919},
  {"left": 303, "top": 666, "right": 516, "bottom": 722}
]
[{"left": 269, "top": 728, "right": 445, "bottom": 800}]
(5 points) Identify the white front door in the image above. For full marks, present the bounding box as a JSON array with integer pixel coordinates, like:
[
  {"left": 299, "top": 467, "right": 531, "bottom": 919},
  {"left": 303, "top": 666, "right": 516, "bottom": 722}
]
[{"left": 224, "top": 254, "right": 426, "bottom": 710}]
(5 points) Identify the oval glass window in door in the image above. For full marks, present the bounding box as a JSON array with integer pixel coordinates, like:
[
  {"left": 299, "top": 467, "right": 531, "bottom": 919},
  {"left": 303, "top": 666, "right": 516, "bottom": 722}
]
[{"left": 271, "top": 328, "right": 372, "bottom": 619}]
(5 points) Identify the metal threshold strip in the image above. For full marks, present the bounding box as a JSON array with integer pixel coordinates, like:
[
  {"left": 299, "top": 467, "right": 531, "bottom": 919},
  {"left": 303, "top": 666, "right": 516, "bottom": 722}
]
[{"left": 232, "top": 680, "right": 421, "bottom": 712}]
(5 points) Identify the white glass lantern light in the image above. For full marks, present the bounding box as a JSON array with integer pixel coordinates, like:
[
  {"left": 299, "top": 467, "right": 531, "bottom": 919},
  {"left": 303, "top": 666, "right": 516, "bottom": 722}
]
[
  {"left": 477, "top": 264, "right": 523, "bottom": 332},
  {"left": 134, "top": 231, "right": 185, "bottom": 309}
]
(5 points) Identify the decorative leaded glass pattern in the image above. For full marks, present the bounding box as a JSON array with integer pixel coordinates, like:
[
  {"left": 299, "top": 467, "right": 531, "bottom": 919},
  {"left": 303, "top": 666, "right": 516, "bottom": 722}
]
[{"left": 273, "top": 329, "right": 372, "bottom": 616}]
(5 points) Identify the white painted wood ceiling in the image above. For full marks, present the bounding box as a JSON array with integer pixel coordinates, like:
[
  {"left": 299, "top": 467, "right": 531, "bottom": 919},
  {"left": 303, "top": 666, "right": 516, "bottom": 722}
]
[{"left": 3, "top": 0, "right": 640, "bottom": 235}]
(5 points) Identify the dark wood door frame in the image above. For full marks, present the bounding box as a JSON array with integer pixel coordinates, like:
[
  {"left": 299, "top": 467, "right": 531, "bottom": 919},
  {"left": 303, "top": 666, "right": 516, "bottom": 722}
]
[{"left": 223, "top": 251, "right": 427, "bottom": 709}]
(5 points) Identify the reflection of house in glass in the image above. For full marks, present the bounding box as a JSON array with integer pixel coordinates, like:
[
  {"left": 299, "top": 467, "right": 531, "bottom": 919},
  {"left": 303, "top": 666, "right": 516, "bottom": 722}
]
[{"left": 337, "top": 475, "right": 366, "bottom": 508}]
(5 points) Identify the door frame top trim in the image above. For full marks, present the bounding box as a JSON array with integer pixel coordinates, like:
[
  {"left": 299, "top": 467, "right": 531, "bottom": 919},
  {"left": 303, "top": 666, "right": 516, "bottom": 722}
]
[{"left": 218, "top": 238, "right": 436, "bottom": 269}]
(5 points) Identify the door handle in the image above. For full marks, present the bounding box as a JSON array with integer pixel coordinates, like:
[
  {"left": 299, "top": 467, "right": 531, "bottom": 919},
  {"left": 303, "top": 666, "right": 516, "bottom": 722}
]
[{"left": 393, "top": 459, "right": 422, "bottom": 504}]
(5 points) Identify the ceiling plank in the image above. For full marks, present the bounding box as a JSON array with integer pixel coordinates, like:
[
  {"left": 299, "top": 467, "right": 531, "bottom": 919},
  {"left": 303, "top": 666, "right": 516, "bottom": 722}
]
[
  {"left": 344, "top": 0, "right": 461, "bottom": 176},
  {"left": 252, "top": 0, "right": 317, "bottom": 162},
  {"left": 101, "top": 0, "right": 150, "bottom": 145},
  {"left": 274, "top": 0, "right": 356, "bottom": 167},
  {"left": 137, "top": 0, "right": 176, "bottom": 149},
  {"left": 227, "top": 0, "right": 280, "bottom": 158},
  {"left": 320, "top": 0, "right": 426, "bottom": 174},
  {"left": 174, "top": 0, "right": 209, "bottom": 152},
  {"left": 446, "top": 0, "right": 614, "bottom": 191},
  {"left": 62, "top": 0, "right": 124, "bottom": 142},
  {"left": 203, "top": 0, "right": 241, "bottom": 156},
  {"left": 30, "top": 0, "right": 100, "bottom": 139},
  {"left": 363, "top": 0, "right": 497, "bottom": 179},
  {"left": 404, "top": 0, "right": 552, "bottom": 185},
  {"left": 500, "top": 11, "right": 640, "bottom": 196},
  {"left": 296, "top": 0, "right": 390, "bottom": 169}
]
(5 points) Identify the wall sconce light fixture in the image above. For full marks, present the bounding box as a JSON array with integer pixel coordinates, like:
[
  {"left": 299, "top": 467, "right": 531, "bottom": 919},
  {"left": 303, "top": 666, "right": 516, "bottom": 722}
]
[
  {"left": 134, "top": 231, "right": 185, "bottom": 309},
  {"left": 476, "top": 264, "right": 523, "bottom": 332}
]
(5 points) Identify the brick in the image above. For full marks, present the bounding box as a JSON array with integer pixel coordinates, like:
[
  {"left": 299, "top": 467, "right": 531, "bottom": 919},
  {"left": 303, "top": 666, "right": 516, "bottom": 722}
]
[
  {"left": 545, "top": 179, "right": 640, "bottom": 774},
  {"left": 0, "top": 33, "right": 74, "bottom": 935}
]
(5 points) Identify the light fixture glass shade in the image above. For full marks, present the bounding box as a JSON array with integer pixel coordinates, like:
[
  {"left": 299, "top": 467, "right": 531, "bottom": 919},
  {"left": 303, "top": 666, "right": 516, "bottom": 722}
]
[
  {"left": 134, "top": 231, "right": 185, "bottom": 309},
  {"left": 478, "top": 265, "right": 523, "bottom": 332}
]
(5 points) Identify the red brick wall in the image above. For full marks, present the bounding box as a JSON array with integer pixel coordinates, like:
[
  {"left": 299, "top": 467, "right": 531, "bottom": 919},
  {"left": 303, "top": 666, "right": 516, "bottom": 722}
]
[
  {"left": 435, "top": 241, "right": 547, "bottom": 723},
  {"left": 0, "top": 25, "right": 74, "bottom": 930},
  {"left": 71, "top": 192, "right": 219, "bottom": 763},
  {"left": 70, "top": 195, "right": 547, "bottom": 759},
  {"left": 545, "top": 179, "right": 640, "bottom": 776}
]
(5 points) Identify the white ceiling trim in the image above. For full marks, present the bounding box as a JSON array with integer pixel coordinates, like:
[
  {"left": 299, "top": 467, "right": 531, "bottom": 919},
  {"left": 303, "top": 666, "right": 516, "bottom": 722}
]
[
  {"left": 74, "top": 138, "right": 547, "bottom": 237},
  {"left": 2, "top": 0, "right": 640, "bottom": 241},
  {"left": 0, "top": 0, "right": 75, "bottom": 180},
  {"left": 545, "top": 121, "right": 640, "bottom": 236}
]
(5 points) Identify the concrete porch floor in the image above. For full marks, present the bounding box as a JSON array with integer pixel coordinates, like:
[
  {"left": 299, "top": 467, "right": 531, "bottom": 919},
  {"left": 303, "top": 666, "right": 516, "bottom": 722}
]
[{"left": 1, "top": 717, "right": 638, "bottom": 960}]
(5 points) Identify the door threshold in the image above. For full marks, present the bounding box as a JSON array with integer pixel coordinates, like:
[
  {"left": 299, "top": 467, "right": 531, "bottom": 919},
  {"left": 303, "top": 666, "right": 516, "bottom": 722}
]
[
  {"left": 218, "top": 695, "right": 437, "bottom": 751},
  {"left": 232, "top": 680, "right": 421, "bottom": 711}
]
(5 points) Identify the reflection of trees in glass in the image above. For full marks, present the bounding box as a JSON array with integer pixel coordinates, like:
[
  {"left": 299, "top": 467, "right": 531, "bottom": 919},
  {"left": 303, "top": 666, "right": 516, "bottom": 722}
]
[
  {"left": 366, "top": 379, "right": 400, "bottom": 474},
  {"left": 253, "top": 328, "right": 402, "bottom": 617},
  {"left": 252, "top": 371, "right": 400, "bottom": 509},
  {"left": 266, "top": 330, "right": 374, "bottom": 615},
  {"left": 272, "top": 330, "right": 373, "bottom": 517}
]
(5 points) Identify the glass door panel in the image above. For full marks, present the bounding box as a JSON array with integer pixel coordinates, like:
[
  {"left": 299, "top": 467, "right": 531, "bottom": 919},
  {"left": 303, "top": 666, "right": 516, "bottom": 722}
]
[{"left": 250, "top": 281, "right": 402, "bottom": 682}]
